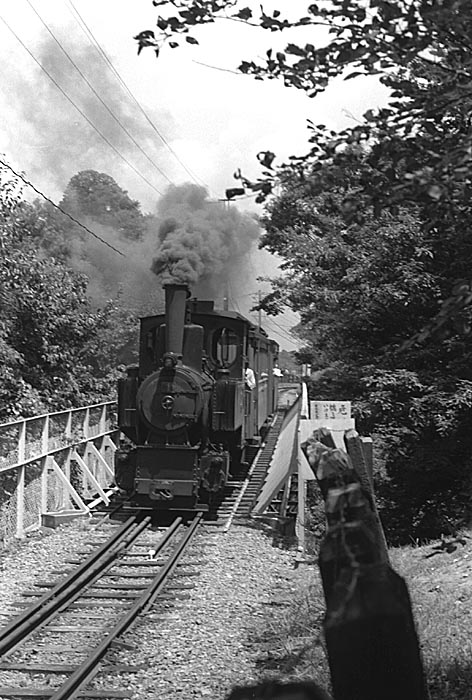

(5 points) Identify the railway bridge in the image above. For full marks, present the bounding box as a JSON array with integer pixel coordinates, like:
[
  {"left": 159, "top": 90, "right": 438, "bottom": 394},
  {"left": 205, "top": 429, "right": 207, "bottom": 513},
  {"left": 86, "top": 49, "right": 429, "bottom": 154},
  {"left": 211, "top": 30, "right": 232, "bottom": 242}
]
[
  {"left": 0, "top": 402, "right": 117, "bottom": 541},
  {"left": 0, "top": 385, "right": 306, "bottom": 546}
]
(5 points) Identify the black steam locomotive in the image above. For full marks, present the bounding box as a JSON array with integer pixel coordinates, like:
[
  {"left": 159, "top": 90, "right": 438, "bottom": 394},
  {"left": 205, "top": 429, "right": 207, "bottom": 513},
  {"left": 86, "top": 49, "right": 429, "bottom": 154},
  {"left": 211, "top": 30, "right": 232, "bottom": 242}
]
[{"left": 115, "top": 283, "right": 279, "bottom": 511}]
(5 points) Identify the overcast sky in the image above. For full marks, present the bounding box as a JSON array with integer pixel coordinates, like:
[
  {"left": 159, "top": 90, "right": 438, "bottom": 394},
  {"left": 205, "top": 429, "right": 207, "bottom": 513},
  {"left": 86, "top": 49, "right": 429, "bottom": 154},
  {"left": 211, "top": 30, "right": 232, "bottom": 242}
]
[{"left": 0, "top": 0, "right": 390, "bottom": 350}]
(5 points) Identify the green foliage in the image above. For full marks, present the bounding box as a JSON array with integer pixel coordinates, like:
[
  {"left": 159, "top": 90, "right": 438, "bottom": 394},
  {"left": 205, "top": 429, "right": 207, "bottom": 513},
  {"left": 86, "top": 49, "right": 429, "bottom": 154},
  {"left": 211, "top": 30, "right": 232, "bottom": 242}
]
[
  {"left": 278, "top": 349, "right": 299, "bottom": 375},
  {"left": 60, "top": 170, "right": 148, "bottom": 241},
  {"left": 259, "top": 151, "right": 445, "bottom": 365},
  {"left": 0, "top": 165, "right": 135, "bottom": 421},
  {"left": 252, "top": 140, "right": 472, "bottom": 541},
  {"left": 308, "top": 365, "right": 472, "bottom": 543},
  {"left": 137, "top": 0, "right": 472, "bottom": 341}
]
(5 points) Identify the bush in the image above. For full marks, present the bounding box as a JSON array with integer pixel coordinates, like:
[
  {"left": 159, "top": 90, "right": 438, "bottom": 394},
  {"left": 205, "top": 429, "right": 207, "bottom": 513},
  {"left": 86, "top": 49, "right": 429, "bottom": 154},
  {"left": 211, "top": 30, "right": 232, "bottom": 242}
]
[{"left": 307, "top": 366, "right": 472, "bottom": 544}]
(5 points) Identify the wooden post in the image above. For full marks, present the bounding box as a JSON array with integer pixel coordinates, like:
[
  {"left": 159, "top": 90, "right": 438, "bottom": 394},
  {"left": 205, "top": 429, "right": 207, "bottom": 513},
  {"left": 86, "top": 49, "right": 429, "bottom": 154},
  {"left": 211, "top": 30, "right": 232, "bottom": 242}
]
[
  {"left": 16, "top": 422, "right": 26, "bottom": 538},
  {"left": 41, "top": 457, "right": 48, "bottom": 517},
  {"left": 324, "top": 562, "right": 429, "bottom": 700},
  {"left": 344, "top": 429, "right": 389, "bottom": 563},
  {"left": 65, "top": 409, "right": 72, "bottom": 441},
  {"left": 360, "top": 436, "right": 373, "bottom": 484},
  {"left": 62, "top": 447, "right": 72, "bottom": 510},
  {"left": 99, "top": 403, "right": 107, "bottom": 434},
  {"left": 41, "top": 415, "right": 49, "bottom": 454},
  {"left": 343, "top": 428, "right": 373, "bottom": 492},
  {"left": 40, "top": 416, "right": 49, "bottom": 517},
  {"left": 18, "top": 420, "right": 26, "bottom": 464},
  {"left": 301, "top": 428, "right": 428, "bottom": 700},
  {"left": 16, "top": 466, "right": 25, "bottom": 538},
  {"left": 313, "top": 427, "right": 337, "bottom": 449},
  {"left": 83, "top": 407, "right": 90, "bottom": 439}
]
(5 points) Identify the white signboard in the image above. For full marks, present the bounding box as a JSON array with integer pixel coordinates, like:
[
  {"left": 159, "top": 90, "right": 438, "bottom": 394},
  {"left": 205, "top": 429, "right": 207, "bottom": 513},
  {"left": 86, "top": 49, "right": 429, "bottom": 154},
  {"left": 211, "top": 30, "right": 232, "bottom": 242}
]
[
  {"left": 311, "top": 401, "right": 351, "bottom": 421},
  {"left": 301, "top": 400, "right": 355, "bottom": 449}
]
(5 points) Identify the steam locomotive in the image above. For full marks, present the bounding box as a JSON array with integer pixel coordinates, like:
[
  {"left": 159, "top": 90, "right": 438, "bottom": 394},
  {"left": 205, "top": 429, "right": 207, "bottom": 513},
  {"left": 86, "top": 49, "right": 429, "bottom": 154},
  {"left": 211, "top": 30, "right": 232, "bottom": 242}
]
[{"left": 115, "top": 283, "right": 279, "bottom": 511}]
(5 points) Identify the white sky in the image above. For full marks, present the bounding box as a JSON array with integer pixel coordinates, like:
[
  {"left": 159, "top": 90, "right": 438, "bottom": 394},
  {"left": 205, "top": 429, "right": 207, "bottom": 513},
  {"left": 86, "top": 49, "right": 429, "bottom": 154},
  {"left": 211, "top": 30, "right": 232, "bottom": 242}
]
[{"left": 0, "top": 0, "right": 390, "bottom": 350}]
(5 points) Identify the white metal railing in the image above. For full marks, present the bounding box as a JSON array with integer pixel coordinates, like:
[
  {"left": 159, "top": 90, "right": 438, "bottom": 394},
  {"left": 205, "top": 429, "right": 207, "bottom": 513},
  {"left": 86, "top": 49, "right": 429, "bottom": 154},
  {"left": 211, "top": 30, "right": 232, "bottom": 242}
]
[{"left": 0, "top": 401, "right": 118, "bottom": 543}]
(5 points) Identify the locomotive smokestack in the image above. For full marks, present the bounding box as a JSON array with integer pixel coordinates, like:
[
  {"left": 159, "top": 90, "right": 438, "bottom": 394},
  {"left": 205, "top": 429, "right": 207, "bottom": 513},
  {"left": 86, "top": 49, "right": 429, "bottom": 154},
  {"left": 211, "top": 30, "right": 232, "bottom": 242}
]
[{"left": 164, "top": 283, "right": 188, "bottom": 357}]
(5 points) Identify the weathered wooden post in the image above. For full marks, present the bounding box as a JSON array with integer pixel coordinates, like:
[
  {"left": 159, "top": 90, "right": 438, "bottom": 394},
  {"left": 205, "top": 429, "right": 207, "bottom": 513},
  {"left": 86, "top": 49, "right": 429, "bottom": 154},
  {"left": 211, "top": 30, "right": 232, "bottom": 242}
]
[
  {"left": 302, "top": 431, "right": 428, "bottom": 700},
  {"left": 324, "top": 561, "right": 429, "bottom": 700}
]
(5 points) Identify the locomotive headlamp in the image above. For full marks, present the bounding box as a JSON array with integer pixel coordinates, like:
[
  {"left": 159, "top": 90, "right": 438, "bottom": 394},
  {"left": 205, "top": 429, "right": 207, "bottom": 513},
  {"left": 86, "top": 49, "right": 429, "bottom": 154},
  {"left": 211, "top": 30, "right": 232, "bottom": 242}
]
[
  {"left": 163, "top": 352, "right": 178, "bottom": 369},
  {"left": 161, "top": 395, "right": 175, "bottom": 411}
]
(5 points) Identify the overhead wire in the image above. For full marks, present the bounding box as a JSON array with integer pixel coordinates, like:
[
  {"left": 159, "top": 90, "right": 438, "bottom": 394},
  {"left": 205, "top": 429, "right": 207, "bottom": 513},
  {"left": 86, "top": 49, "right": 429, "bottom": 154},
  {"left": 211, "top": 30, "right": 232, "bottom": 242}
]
[
  {"left": 0, "top": 157, "right": 126, "bottom": 257},
  {"left": 25, "top": 0, "right": 173, "bottom": 185},
  {"left": 65, "top": 0, "right": 213, "bottom": 193},
  {"left": 225, "top": 287, "right": 297, "bottom": 344},
  {"left": 0, "top": 12, "right": 163, "bottom": 198},
  {"left": 263, "top": 315, "right": 299, "bottom": 339},
  {"left": 264, "top": 323, "right": 298, "bottom": 345}
]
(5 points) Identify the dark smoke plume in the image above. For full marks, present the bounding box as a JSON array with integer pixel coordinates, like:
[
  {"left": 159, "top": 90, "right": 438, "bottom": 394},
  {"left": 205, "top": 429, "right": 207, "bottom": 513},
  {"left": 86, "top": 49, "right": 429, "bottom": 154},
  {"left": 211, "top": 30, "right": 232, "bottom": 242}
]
[{"left": 152, "top": 184, "right": 260, "bottom": 299}]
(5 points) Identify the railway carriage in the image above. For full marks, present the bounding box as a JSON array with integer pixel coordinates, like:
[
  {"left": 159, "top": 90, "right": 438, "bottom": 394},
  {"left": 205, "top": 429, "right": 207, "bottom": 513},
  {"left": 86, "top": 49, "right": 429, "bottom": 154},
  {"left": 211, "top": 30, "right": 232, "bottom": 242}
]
[{"left": 115, "top": 283, "right": 279, "bottom": 511}]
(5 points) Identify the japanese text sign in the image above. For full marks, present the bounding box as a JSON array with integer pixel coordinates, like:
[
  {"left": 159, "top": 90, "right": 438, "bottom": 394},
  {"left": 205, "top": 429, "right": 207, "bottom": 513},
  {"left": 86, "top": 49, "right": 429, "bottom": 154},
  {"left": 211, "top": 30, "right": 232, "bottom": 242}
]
[{"left": 311, "top": 401, "right": 351, "bottom": 421}]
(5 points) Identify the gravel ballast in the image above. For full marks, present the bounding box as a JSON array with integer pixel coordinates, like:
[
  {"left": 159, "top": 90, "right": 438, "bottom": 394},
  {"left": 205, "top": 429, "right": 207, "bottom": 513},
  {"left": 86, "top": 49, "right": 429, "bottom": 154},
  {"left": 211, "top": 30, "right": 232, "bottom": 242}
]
[{"left": 0, "top": 518, "right": 324, "bottom": 699}]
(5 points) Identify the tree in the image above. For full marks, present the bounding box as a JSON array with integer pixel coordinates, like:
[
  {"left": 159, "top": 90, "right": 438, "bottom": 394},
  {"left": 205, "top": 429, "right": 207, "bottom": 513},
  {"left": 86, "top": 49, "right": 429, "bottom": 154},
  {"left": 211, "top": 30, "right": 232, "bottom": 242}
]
[
  {"left": 136, "top": 0, "right": 472, "bottom": 342},
  {"left": 60, "top": 170, "right": 148, "bottom": 241},
  {"left": 259, "top": 152, "right": 442, "bottom": 367},
  {"left": 258, "top": 145, "right": 472, "bottom": 541},
  {"left": 0, "top": 165, "right": 127, "bottom": 420}
]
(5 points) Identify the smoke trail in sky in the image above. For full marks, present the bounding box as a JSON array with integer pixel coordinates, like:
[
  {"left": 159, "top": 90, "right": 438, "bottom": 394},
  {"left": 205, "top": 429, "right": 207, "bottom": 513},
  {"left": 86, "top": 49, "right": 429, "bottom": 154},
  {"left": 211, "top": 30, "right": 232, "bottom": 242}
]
[{"left": 1, "top": 28, "right": 172, "bottom": 208}]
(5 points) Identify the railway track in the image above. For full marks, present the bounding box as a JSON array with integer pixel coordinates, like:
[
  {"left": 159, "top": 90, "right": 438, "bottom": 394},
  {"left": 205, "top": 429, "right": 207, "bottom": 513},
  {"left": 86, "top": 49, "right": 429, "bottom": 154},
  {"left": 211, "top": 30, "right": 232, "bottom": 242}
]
[
  {"left": 0, "top": 513, "right": 202, "bottom": 699},
  {"left": 95, "top": 384, "right": 301, "bottom": 532},
  {"left": 0, "top": 387, "right": 300, "bottom": 698}
]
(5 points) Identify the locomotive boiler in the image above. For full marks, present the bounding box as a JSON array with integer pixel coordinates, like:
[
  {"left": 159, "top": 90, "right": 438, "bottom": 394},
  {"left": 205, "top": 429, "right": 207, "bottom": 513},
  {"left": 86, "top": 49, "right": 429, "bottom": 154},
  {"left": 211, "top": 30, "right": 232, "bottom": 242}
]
[{"left": 115, "top": 283, "right": 279, "bottom": 511}]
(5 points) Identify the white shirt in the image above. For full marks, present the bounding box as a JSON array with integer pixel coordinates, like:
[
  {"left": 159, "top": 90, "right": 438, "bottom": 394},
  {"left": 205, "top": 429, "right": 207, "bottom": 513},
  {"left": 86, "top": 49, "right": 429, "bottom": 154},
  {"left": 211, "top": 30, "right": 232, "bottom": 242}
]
[{"left": 245, "top": 367, "right": 256, "bottom": 390}]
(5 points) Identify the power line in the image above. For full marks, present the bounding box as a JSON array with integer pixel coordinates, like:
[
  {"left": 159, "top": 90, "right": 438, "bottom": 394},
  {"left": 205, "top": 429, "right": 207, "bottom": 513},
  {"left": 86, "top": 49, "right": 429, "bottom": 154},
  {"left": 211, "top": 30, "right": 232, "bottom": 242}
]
[
  {"left": 0, "top": 12, "right": 163, "bottom": 198},
  {"left": 265, "top": 315, "right": 299, "bottom": 338},
  {"left": 261, "top": 315, "right": 299, "bottom": 344},
  {"left": 65, "top": 0, "right": 211, "bottom": 192},
  {"left": 0, "top": 157, "right": 126, "bottom": 257},
  {"left": 264, "top": 325, "right": 296, "bottom": 345},
  {"left": 225, "top": 291, "right": 297, "bottom": 344},
  {"left": 25, "top": 0, "right": 172, "bottom": 185}
]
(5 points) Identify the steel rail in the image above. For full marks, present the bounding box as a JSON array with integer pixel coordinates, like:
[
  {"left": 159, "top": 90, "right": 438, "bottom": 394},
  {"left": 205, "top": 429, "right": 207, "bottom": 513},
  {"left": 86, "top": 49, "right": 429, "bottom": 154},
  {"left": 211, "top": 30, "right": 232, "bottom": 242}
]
[
  {"left": 50, "top": 513, "right": 203, "bottom": 700},
  {"left": 0, "top": 514, "right": 144, "bottom": 655}
]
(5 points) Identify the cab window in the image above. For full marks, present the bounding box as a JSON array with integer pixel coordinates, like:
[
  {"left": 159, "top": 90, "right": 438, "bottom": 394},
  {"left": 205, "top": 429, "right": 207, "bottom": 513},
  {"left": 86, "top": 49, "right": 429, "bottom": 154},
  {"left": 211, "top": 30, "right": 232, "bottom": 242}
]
[{"left": 212, "top": 327, "right": 239, "bottom": 367}]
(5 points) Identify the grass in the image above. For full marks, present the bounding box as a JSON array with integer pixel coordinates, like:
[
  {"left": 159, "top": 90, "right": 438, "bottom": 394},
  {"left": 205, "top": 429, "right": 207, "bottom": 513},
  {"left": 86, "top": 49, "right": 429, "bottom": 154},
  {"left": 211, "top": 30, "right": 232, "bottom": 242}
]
[
  {"left": 251, "top": 560, "right": 332, "bottom": 693},
  {"left": 391, "top": 532, "right": 472, "bottom": 700},
  {"left": 255, "top": 530, "right": 472, "bottom": 699}
]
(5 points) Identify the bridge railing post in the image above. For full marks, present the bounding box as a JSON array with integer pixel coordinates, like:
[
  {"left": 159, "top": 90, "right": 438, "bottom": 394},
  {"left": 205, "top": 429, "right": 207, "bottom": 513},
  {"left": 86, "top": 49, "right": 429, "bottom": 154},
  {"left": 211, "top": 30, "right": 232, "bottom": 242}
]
[
  {"left": 83, "top": 407, "right": 90, "bottom": 440},
  {"left": 16, "top": 421, "right": 26, "bottom": 538},
  {"left": 99, "top": 404, "right": 107, "bottom": 434},
  {"left": 0, "top": 401, "right": 118, "bottom": 544},
  {"left": 65, "top": 410, "right": 72, "bottom": 441},
  {"left": 40, "top": 415, "right": 50, "bottom": 518}
]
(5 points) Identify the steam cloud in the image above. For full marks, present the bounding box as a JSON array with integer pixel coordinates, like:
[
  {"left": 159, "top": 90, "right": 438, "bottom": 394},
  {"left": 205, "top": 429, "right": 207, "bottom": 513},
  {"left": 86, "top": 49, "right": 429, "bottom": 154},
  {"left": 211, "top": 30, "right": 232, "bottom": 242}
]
[
  {"left": 67, "top": 220, "right": 164, "bottom": 315},
  {"left": 152, "top": 183, "right": 260, "bottom": 300},
  {"left": 2, "top": 26, "right": 173, "bottom": 209},
  {"left": 2, "top": 25, "right": 268, "bottom": 323}
]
